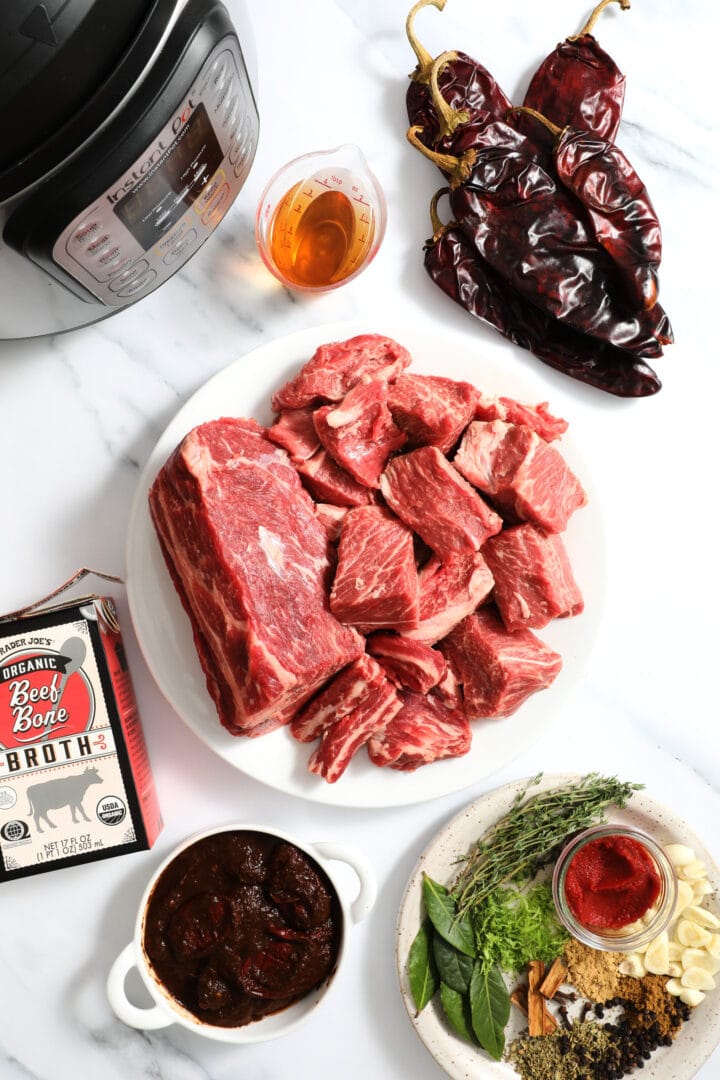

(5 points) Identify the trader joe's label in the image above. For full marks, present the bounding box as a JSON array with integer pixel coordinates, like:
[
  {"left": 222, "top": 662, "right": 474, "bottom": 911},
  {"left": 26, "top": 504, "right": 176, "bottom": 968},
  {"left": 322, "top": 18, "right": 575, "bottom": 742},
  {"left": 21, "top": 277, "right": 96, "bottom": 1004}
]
[{"left": 0, "top": 598, "right": 161, "bottom": 880}]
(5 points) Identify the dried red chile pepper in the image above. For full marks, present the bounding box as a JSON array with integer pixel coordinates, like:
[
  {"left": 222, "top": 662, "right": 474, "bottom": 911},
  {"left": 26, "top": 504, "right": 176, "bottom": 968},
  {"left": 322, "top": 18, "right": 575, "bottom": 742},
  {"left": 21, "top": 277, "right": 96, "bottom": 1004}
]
[
  {"left": 408, "top": 118, "right": 671, "bottom": 359},
  {"left": 405, "top": 0, "right": 511, "bottom": 150},
  {"left": 424, "top": 191, "right": 661, "bottom": 397},
  {"left": 522, "top": 0, "right": 630, "bottom": 144},
  {"left": 513, "top": 106, "right": 662, "bottom": 310}
]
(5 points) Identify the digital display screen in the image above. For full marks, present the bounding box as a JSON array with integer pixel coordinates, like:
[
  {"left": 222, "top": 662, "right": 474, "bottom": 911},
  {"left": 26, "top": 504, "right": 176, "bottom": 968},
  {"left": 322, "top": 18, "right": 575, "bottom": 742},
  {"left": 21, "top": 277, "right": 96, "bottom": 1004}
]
[{"left": 112, "top": 103, "right": 223, "bottom": 250}]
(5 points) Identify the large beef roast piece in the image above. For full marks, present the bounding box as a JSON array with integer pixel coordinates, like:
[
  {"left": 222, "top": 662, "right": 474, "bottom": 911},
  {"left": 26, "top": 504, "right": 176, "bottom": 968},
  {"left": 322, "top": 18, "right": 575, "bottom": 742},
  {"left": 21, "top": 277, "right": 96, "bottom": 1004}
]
[{"left": 149, "top": 418, "right": 363, "bottom": 737}]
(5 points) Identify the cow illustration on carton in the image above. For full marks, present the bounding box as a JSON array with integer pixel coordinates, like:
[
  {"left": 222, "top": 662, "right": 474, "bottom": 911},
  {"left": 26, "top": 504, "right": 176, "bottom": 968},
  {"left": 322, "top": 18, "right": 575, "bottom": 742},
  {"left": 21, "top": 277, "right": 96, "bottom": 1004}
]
[{"left": 27, "top": 766, "right": 103, "bottom": 833}]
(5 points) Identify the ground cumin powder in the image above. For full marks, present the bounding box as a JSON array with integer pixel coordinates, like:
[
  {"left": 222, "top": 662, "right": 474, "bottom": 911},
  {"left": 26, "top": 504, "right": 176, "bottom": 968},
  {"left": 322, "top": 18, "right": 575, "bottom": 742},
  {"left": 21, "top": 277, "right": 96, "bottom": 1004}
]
[{"left": 564, "top": 938, "right": 686, "bottom": 1038}]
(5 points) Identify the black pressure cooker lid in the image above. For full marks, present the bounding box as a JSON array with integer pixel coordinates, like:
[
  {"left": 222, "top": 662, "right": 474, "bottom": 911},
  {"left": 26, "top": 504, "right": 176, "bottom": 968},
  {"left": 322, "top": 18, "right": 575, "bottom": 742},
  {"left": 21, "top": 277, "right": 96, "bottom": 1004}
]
[{"left": 0, "top": 0, "right": 152, "bottom": 174}]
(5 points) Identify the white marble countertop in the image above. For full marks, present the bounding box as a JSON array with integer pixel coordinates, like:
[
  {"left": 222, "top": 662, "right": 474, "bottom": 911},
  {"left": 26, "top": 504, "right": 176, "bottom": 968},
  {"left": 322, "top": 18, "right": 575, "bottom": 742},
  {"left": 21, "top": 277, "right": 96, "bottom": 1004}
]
[{"left": 1, "top": 0, "right": 719, "bottom": 1077}]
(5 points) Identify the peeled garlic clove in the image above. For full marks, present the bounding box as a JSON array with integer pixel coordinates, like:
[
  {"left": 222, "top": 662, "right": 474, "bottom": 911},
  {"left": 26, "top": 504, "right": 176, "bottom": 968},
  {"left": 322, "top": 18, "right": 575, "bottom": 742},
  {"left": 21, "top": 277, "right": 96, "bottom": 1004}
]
[
  {"left": 667, "top": 962, "right": 683, "bottom": 978},
  {"left": 680, "top": 860, "right": 708, "bottom": 881},
  {"left": 692, "top": 879, "right": 714, "bottom": 901},
  {"left": 678, "top": 920, "right": 713, "bottom": 948},
  {"left": 666, "top": 978, "right": 684, "bottom": 997},
  {"left": 683, "top": 905, "right": 720, "bottom": 929},
  {"left": 618, "top": 954, "right": 646, "bottom": 978},
  {"left": 668, "top": 941, "right": 685, "bottom": 962},
  {"left": 682, "top": 947, "right": 708, "bottom": 969},
  {"left": 707, "top": 935, "right": 720, "bottom": 959},
  {"left": 665, "top": 844, "right": 697, "bottom": 867},
  {"left": 674, "top": 880, "right": 695, "bottom": 917},
  {"left": 644, "top": 931, "right": 670, "bottom": 974},
  {"left": 679, "top": 988, "right": 706, "bottom": 1007},
  {"left": 681, "top": 966, "right": 716, "bottom": 991}
]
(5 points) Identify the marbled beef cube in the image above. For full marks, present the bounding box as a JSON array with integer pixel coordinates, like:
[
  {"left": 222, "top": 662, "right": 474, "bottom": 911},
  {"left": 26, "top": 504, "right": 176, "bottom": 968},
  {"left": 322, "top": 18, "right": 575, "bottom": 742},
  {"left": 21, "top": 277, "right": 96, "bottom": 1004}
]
[
  {"left": 366, "top": 633, "right": 446, "bottom": 693},
  {"left": 308, "top": 673, "right": 403, "bottom": 783},
  {"left": 271, "top": 334, "right": 411, "bottom": 411},
  {"left": 454, "top": 420, "right": 587, "bottom": 533},
  {"left": 387, "top": 373, "right": 476, "bottom": 453},
  {"left": 367, "top": 691, "right": 471, "bottom": 771},
  {"left": 267, "top": 407, "right": 320, "bottom": 461},
  {"left": 403, "top": 552, "right": 495, "bottom": 645},
  {"left": 296, "top": 448, "right": 375, "bottom": 507},
  {"left": 330, "top": 507, "right": 419, "bottom": 632},
  {"left": 313, "top": 379, "right": 406, "bottom": 488},
  {"left": 290, "top": 654, "right": 387, "bottom": 743},
  {"left": 438, "top": 608, "right": 562, "bottom": 718},
  {"left": 380, "top": 446, "right": 502, "bottom": 559},
  {"left": 483, "top": 523, "right": 584, "bottom": 632}
]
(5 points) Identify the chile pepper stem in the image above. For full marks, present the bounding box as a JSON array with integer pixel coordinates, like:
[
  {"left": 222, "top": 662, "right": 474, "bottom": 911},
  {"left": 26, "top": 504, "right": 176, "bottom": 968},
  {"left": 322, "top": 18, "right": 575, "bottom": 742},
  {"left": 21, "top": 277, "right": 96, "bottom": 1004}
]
[
  {"left": 429, "top": 188, "right": 451, "bottom": 237},
  {"left": 406, "top": 0, "right": 447, "bottom": 82},
  {"left": 510, "top": 106, "right": 563, "bottom": 140},
  {"left": 569, "top": 0, "right": 631, "bottom": 41},
  {"left": 406, "top": 125, "right": 477, "bottom": 187},
  {"left": 429, "top": 50, "right": 471, "bottom": 138}
]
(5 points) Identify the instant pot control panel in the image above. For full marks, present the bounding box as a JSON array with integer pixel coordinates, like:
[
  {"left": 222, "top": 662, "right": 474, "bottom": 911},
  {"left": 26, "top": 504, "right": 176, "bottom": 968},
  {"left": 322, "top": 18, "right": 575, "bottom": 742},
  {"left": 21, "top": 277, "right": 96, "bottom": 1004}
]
[{"left": 50, "top": 36, "right": 257, "bottom": 305}]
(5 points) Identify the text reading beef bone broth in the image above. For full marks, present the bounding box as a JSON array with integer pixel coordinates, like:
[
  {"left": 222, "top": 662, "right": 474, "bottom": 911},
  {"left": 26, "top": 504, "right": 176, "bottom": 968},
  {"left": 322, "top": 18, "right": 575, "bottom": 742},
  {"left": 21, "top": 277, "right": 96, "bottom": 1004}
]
[
  {"left": 150, "top": 334, "right": 587, "bottom": 784},
  {"left": 0, "top": 596, "right": 162, "bottom": 881}
]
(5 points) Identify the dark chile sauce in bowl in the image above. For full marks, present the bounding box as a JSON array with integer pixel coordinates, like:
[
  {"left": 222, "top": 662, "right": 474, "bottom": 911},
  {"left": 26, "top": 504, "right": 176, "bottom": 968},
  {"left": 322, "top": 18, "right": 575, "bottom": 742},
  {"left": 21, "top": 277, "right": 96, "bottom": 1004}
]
[{"left": 142, "top": 831, "right": 342, "bottom": 1028}]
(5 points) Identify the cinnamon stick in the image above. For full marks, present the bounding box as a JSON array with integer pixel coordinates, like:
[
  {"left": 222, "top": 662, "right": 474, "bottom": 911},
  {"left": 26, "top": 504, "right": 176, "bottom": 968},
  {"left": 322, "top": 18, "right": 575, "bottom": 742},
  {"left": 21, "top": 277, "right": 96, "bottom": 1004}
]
[
  {"left": 527, "top": 960, "right": 546, "bottom": 1037},
  {"left": 539, "top": 957, "right": 568, "bottom": 999}
]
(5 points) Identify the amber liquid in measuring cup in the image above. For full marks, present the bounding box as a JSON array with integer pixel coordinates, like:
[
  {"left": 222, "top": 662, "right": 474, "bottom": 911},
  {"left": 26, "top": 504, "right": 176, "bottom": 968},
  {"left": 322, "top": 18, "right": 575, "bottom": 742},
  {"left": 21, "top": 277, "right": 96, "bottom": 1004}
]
[
  {"left": 269, "top": 184, "right": 371, "bottom": 288},
  {"left": 256, "top": 146, "right": 386, "bottom": 292}
]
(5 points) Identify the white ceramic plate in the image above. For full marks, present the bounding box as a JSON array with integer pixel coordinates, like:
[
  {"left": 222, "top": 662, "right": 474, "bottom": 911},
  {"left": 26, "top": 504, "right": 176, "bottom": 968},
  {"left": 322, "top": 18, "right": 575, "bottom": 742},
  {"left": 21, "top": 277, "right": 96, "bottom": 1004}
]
[
  {"left": 126, "top": 322, "right": 605, "bottom": 808},
  {"left": 396, "top": 775, "right": 720, "bottom": 1079}
]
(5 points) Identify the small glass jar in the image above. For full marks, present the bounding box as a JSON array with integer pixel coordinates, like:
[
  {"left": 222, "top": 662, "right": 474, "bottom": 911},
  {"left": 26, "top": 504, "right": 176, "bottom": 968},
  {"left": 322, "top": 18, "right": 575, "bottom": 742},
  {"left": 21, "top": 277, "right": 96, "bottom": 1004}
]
[{"left": 552, "top": 824, "right": 678, "bottom": 952}]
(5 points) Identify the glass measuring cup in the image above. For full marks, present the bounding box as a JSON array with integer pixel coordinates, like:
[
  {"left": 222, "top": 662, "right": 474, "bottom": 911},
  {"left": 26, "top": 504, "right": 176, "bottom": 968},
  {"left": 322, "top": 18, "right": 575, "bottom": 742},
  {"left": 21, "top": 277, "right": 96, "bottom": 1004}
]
[{"left": 255, "top": 144, "right": 386, "bottom": 291}]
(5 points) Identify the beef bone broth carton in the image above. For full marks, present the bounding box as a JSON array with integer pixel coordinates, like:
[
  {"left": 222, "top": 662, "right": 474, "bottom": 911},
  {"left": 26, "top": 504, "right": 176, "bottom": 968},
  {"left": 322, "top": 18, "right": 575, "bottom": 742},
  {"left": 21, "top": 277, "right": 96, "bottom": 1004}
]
[{"left": 0, "top": 595, "right": 162, "bottom": 881}]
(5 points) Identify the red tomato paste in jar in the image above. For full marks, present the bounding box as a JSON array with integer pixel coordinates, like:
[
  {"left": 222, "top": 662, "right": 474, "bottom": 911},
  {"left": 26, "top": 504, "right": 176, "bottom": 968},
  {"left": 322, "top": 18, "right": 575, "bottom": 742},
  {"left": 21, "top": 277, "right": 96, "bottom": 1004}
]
[{"left": 564, "top": 834, "right": 662, "bottom": 930}]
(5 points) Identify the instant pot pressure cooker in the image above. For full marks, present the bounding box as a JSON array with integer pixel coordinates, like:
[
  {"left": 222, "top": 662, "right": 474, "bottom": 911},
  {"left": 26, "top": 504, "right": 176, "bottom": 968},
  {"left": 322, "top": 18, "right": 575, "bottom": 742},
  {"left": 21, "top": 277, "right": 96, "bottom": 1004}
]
[{"left": 0, "top": 0, "right": 258, "bottom": 339}]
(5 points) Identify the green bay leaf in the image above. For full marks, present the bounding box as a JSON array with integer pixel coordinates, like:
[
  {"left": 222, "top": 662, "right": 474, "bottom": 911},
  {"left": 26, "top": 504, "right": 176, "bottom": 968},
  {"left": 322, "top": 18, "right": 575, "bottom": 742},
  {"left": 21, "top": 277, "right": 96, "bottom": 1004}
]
[
  {"left": 440, "top": 982, "right": 477, "bottom": 1044},
  {"left": 469, "top": 961, "right": 511, "bottom": 1061},
  {"left": 407, "top": 919, "right": 438, "bottom": 1013},
  {"left": 422, "top": 875, "right": 476, "bottom": 958},
  {"left": 433, "top": 933, "right": 474, "bottom": 994}
]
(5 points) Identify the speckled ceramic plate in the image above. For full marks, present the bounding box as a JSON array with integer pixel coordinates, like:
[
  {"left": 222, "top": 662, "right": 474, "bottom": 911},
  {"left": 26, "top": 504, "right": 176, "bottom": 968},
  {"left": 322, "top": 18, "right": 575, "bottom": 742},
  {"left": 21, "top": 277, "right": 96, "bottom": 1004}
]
[
  {"left": 396, "top": 775, "right": 720, "bottom": 1079},
  {"left": 127, "top": 322, "right": 604, "bottom": 808}
]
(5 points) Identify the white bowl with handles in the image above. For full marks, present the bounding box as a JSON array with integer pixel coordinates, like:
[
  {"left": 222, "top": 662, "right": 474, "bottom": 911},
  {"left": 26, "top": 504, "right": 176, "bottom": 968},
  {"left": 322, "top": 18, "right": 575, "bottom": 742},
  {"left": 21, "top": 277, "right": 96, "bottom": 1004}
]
[{"left": 107, "top": 823, "right": 377, "bottom": 1043}]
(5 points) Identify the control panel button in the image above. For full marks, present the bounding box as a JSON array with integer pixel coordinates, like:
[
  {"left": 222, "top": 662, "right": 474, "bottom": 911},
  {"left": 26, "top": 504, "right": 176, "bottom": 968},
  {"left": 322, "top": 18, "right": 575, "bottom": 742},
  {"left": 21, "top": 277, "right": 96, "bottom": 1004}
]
[
  {"left": 163, "top": 228, "right": 198, "bottom": 265},
  {"left": 107, "top": 259, "right": 149, "bottom": 293},
  {"left": 115, "top": 268, "right": 158, "bottom": 298},
  {"left": 222, "top": 94, "right": 240, "bottom": 131},
  {"left": 200, "top": 183, "right": 230, "bottom": 226},
  {"left": 70, "top": 220, "right": 103, "bottom": 247}
]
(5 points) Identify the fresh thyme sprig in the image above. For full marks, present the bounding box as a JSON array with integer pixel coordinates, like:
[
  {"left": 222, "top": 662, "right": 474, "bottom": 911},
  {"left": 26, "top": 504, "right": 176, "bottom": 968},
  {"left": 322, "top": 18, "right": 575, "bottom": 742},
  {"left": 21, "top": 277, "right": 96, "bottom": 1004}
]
[{"left": 453, "top": 773, "right": 643, "bottom": 919}]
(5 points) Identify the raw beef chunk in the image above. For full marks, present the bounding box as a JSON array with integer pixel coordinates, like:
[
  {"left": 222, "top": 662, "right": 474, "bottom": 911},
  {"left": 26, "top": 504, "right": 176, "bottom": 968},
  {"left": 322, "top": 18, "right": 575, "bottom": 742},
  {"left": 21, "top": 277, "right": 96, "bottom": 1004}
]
[
  {"left": 403, "top": 552, "right": 495, "bottom": 644},
  {"left": 367, "top": 691, "right": 471, "bottom": 771},
  {"left": 330, "top": 507, "right": 419, "bottom": 631},
  {"left": 267, "top": 408, "right": 320, "bottom": 461},
  {"left": 271, "top": 334, "right": 411, "bottom": 411},
  {"left": 308, "top": 674, "right": 403, "bottom": 782},
  {"left": 380, "top": 446, "right": 502, "bottom": 559},
  {"left": 149, "top": 418, "right": 363, "bottom": 736},
  {"left": 314, "top": 503, "right": 348, "bottom": 542},
  {"left": 296, "top": 449, "right": 375, "bottom": 507},
  {"left": 290, "top": 654, "right": 386, "bottom": 742},
  {"left": 482, "top": 523, "right": 584, "bottom": 631},
  {"left": 387, "top": 374, "right": 476, "bottom": 453},
  {"left": 473, "top": 392, "right": 568, "bottom": 442},
  {"left": 366, "top": 633, "right": 446, "bottom": 693},
  {"left": 454, "top": 420, "right": 587, "bottom": 533},
  {"left": 313, "top": 379, "right": 406, "bottom": 488},
  {"left": 438, "top": 608, "right": 562, "bottom": 718}
]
